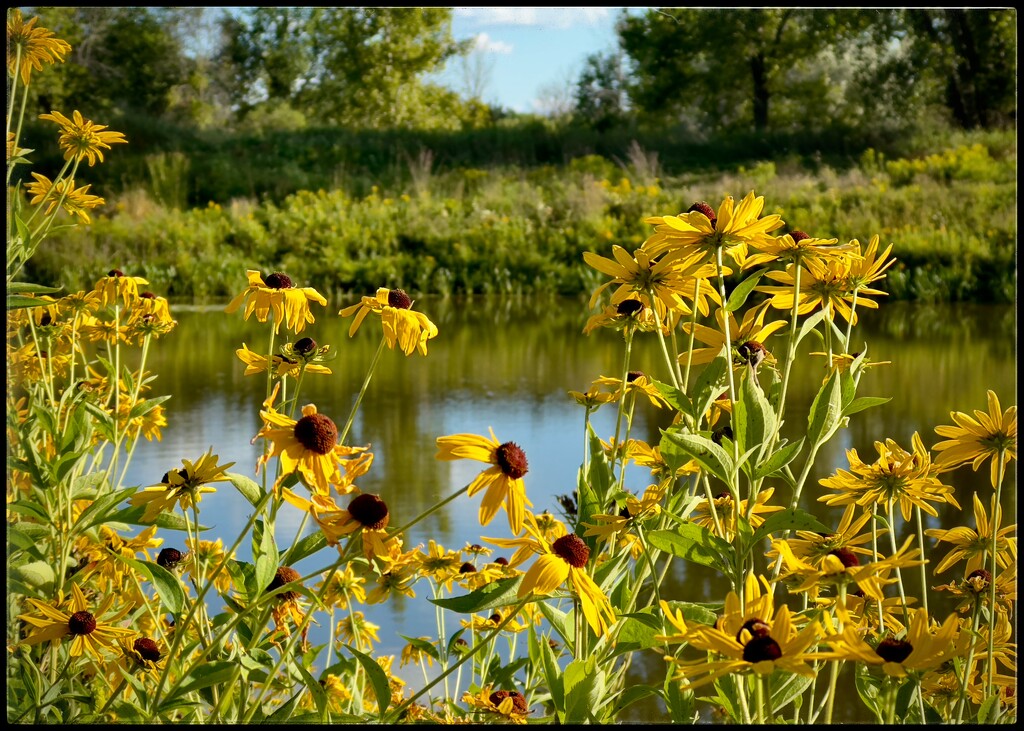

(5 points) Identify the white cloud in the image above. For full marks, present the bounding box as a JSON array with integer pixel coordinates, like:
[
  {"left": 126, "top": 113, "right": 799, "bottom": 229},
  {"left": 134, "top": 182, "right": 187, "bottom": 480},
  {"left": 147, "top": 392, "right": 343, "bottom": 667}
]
[
  {"left": 471, "top": 32, "right": 514, "bottom": 54},
  {"left": 456, "top": 7, "right": 612, "bottom": 29}
]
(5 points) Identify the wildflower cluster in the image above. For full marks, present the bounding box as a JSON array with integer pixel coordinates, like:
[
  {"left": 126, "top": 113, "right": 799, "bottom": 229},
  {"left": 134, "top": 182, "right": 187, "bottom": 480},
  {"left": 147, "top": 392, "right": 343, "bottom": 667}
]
[{"left": 5, "top": 10, "right": 1016, "bottom": 726}]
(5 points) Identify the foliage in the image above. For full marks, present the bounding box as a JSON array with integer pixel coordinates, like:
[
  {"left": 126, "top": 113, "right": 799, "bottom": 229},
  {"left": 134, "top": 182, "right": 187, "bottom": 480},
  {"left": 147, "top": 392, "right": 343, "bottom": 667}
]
[{"left": 6, "top": 11, "right": 1018, "bottom": 727}]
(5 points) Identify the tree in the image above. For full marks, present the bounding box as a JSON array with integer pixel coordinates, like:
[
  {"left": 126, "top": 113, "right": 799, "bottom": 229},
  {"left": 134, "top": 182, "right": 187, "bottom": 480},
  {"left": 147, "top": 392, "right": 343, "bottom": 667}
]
[
  {"left": 898, "top": 9, "right": 1016, "bottom": 129},
  {"left": 217, "top": 8, "right": 470, "bottom": 129},
  {"left": 573, "top": 52, "right": 630, "bottom": 131},
  {"left": 27, "top": 7, "right": 191, "bottom": 118},
  {"left": 617, "top": 8, "right": 880, "bottom": 134}
]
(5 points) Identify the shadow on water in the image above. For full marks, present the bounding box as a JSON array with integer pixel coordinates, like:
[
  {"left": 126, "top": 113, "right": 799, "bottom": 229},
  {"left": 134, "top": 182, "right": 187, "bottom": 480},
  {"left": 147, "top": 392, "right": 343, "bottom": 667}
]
[{"left": 122, "top": 296, "right": 1015, "bottom": 723}]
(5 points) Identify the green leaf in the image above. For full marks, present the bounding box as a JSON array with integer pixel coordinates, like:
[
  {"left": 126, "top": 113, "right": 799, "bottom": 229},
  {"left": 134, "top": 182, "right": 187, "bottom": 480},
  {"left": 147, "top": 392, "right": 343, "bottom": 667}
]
[
  {"left": 843, "top": 396, "right": 892, "bottom": 417},
  {"left": 613, "top": 609, "right": 661, "bottom": 653},
  {"left": 227, "top": 471, "right": 263, "bottom": 508},
  {"left": 399, "top": 635, "right": 439, "bottom": 662},
  {"left": 652, "top": 379, "right": 695, "bottom": 422},
  {"left": 537, "top": 599, "right": 574, "bottom": 653},
  {"left": 977, "top": 693, "right": 1000, "bottom": 724},
  {"left": 347, "top": 644, "right": 391, "bottom": 720},
  {"left": 723, "top": 269, "right": 766, "bottom": 312},
  {"left": 612, "top": 684, "right": 660, "bottom": 718},
  {"left": 294, "top": 661, "right": 328, "bottom": 718},
  {"left": 7, "top": 282, "right": 64, "bottom": 295},
  {"left": 807, "top": 367, "right": 843, "bottom": 446},
  {"left": 753, "top": 438, "right": 804, "bottom": 480},
  {"left": 691, "top": 349, "right": 728, "bottom": 419},
  {"left": 660, "top": 428, "right": 734, "bottom": 484},
  {"left": 563, "top": 656, "right": 603, "bottom": 724},
  {"left": 576, "top": 424, "right": 610, "bottom": 552},
  {"left": 105, "top": 502, "right": 209, "bottom": 532},
  {"left": 11, "top": 560, "right": 56, "bottom": 592},
  {"left": 733, "top": 369, "right": 775, "bottom": 473},
  {"left": 895, "top": 676, "right": 918, "bottom": 719},
  {"left": 165, "top": 660, "right": 236, "bottom": 703},
  {"left": 647, "top": 524, "right": 731, "bottom": 573},
  {"left": 74, "top": 487, "right": 139, "bottom": 532},
  {"left": 112, "top": 554, "right": 186, "bottom": 615},
  {"left": 661, "top": 600, "right": 720, "bottom": 627},
  {"left": 769, "top": 669, "right": 813, "bottom": 712},
  {"left": 6, "top": 295, "right": 51, "bottom": 309},
  {"left": 283, "top": 529, "right": 328, "bottom": 565},
  {"left": 429, "top": 575, "right": 523, "bottom": 613},
  {"left": 252, "top": 518, "right": 279, "bottom": 594},
  {"left": 750, "top": 507, "right": 832, "bottom": 546},
  {"left": 663, "top": 676, "right": 695, "bottom": 723},
  {"left": 794, "top": 309, "right": 830, "bottom": 347},
  {"left": 536, "top": 625, "right": 565, "bottom": 716}
]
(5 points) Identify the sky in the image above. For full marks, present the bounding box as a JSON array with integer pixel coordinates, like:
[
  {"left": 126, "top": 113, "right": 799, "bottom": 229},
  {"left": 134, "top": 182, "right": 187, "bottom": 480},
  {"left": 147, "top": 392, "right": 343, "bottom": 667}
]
[{"left": 435, "top": 7, "right": 644, "bottom": 114}]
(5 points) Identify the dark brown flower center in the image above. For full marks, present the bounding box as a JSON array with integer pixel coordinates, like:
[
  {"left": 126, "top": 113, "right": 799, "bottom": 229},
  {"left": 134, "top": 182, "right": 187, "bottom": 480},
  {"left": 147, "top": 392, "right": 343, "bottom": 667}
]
[
  {"left": 348, "top": 493, "right": 390, "bottom": 529},
  {"left": 494, "top": 557, "right": 509, "bottom": 566},
  {"left": 712, "top": 426, "right": 733, "bottom": 445},
  {"left": 264, "top": 272, "right": 293, "bottom": 289},
  {"left": 552, "top": 534, "right": 590, "bottom": 568},
  {"left": 140, "top": 291, "right": 156, "bottom": 299},
  {"left": 267, "top": 566, "right": 302, "bottom": 601},
  {"left": 157, "top": 547, "right": 184, "bottom": 569},
  {"left": 687, "top": 201, "right": 718, "bottom": 228},
  {"left": 626, "top": 370, "right": 645, "bottom": 383},
  {"left": 107, "top": 269, "right": 124, "bottom": 277},
  {"left": 489, "top": 613, "right": 502, "bottom": 623},
  {"left": 736, "top": 618, "right": 772, "bottom": 643},
  {"left": 134, "top": 637, "right": 162, "bottom": 662},
  {"left": 459, "top": 562, "right": 477, "bottom": 573},
  {"left": 616, "top": 299, "right": 644, "bottom": 316},
  {"left": 737, "top": 341, "right": 768, "bottom": 368},
  {"left": 68, "top": 610, "right": 97, "bottom": 636},
  {"left": 789, "top": 230, "right": 810, "bottom": 244},
  {"left": 388, "top": 288, "right": 412, "bottom": 309},
  {"left": 293, "top": 337, "right": 316, "bottom": 354},
  {"left": 966, "top": 569, "right": 992, "bottom": 591},
  {"left": 495, "top": 442, "right": 528, "bottom": 479},
  {"left": 293, "top": 413, "right": 338, "bottom": 454},
  {"left": 489, "top": 690, "right": 528, "bottom": 714},
  {"left": 742, "top": 635, "right": 782, "bottom": 663},
  {"left": 875, "top": 637, "right": 913, "bottom": 663},
  {"left": 829, "top": 547, "right": 860, "bottom": 568}
]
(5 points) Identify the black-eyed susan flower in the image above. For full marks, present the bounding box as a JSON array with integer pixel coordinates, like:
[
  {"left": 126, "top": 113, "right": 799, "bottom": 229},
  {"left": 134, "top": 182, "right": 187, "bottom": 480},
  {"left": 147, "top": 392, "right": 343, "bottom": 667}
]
[
  {"left": 264, "top": 565, "right": 311, "bottom": 646},
  {"left": 365, "top": 557, "right": 420, "bottom": 605},
  {"left": 255, "top": 386, "right": 372, "bottom": 497},
  {"left": 115, "top": 634, "right": 166, "bottom": 679},
  {"left": 185, "top": 538, "right": 234, "bottom": 593},
  {"left": 772, "top": 534, "right": 923, "bottom": 602},
  {"left": 583, "top": 244, "right": 706, "bottom": 313},
  {"left": 925, "top": 492, "right": 1016, "bottom": 576},
  {"left": 758, "top": 254, "right": 885, "bottom": 326},
  {"left": 846, "top": 234, "right": 896, "bottom": 295},
  {"left": 130, "top": 449, "right": 234, "bottom": 522},
  {"left": 414, "top": 539, "right": 465, "bottom": 592},
  {"left": 679, "top": 300, "right": 787, "bottom": 370},
  {"left": 932, "top": 389, "right": 1017, "bottom": 488},
  {"left": 317, "top": 564, "right": 367, "bottom": 609},
  {"left": 225, "top": 270, "right": 327, "bottom": 334},
  {"left": 766, "top": 503, "right": 882, "bottom": 571},
  {"left": 590, "top": 371, "right": 672, "bottom": 409},
  {"left": 567, "top": 382, "right": 618, "bottom": 409},
  {"left": 750, "top": 229, "right": 856, "bottom": 268},
  {"left": 643, "top": 192, "right": 785, "bottom": 268},
  {"left": 38, "top": 110, "right": 127, "bottom": 166},
  {"left": 126, "top": 291, "right": 176, "bottom": 341},
  {"left": 583, "top": 482, "right": 666, "bottom": 559},
  {"left": 18, "top": 583, "right": 133, "bottom": 660},
  {"left": 933, "top": 563, "right": 1017, "bottom": 617},
  {"left": 818, "top": 607, "right": 965, "bottom": 678},
  {"left": 339, "top": 287, "right": 438, "bottom": 356},
  {"left": 819, "top": 432, "right": 960, "bottom": 521},
  {"left": 463, "top": 686, "right": 531, "bottom": 724},
  {"left": 435, "top": 428, "right": 532, "bottom": 535},
  {"left": 657, "top": 575, "right": 821, "bottom": 690},
  {"left": 234, "top": 342, "right": 332, "bottom": 378},
  {"left": 303, "top": 492, "right": 403, "bottom": 567},
  {"left": 335, "top": 611, "right": 380, "bottom": 650},
  {"left": 486, "top": 512, "right": 616, "bottom": 636},
  {"left": 400, "top": 637, "right": 438, "bottom": 669},
  {"left": 92, "top": 269, "right": 148, "bottom": 309},
  {"left": 459, "top": 608, "right": 529, "bottom": 634},
  {"left": 690, "top": 488, "right": 785, "bottom": 542},
  {"left": 26, "top": 173, "right": 105, "bottom": 223},
  {"left": 6, "top": 10, "right": 72, "bottom": 85}
]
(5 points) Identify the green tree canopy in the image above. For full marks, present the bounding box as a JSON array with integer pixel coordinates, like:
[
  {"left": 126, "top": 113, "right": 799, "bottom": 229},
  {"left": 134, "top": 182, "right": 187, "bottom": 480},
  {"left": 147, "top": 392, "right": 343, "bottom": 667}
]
[{"left": 217, "top": 7, "right": 471, "bottom": 129}]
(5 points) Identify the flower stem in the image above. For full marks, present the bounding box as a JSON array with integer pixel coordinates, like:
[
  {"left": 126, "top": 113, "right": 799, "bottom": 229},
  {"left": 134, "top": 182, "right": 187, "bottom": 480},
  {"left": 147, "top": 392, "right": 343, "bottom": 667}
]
[{"left": 339, "top": 334, "right": 387, "bottom": 446}]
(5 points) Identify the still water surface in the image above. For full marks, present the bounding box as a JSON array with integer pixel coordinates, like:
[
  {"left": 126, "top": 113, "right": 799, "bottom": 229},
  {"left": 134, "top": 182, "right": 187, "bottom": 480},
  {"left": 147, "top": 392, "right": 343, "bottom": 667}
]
[{"left": 121, "top": 297, "right": 1016, "bottom": 722}]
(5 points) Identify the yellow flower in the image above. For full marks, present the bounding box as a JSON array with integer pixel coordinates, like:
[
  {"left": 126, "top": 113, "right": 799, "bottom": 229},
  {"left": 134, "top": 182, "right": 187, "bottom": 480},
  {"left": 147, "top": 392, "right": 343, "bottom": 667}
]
[
  {"left": 463, "top": 686, "right": 531, "bottom": 724},
  {"left": 679, "top": 299, "right": 787, "bottom": 370},
  {"left": 299, "top": 492, "right": 401, "bottom": 565},
  {"left": 18, "top": 583, "right": 133, "bottom": 660},
  {"left": 818, "top": 432, "right": 960, "bottom": 521},
  {"left": 819, "top": 607, "right": 965, "bottom": 678},
  {"left": 435, "top": 428, "right": 532, "bottom": 535},
  {"left": 6, "top": 10, "right": 71, "bottom": 85},
  {"left": 91, "top": 269, "right": 148, "bottom": 309},
  {"left": 657, "top": 575, "right": 821, "bottom": 690},
  {"left": 339, "top": 287, "right": 438, "bottom": 356},
  {"left": 38, "top": 109, "right": 127, "bottom": 166},
  {"left": 749, "top": 229, "right": 854, "bottom": 267},
  {"left": 690, "top": 487, "right": 785, "bottom": 542},
  {"left": 317, "top": 564, "right": 367, "bottom": 609},
  {"left": 932, "top": 389, "right": 1017, "bottom": 488},
  {"left": 414, "top": 539, "right": 465, "bottom": 592},
  {"left": 846, "top": 234, "right": 896, "bottom": 294},
  {"left": 126, "top": 291, "right": 176, "bottom": 342},
  {"left": 643, "top": 192, "right": 785, "bottom": 268},
  {"left": 185, "top": 538, "right": 235, "bottom": 594},
  {"left": 582, "top": 244, "right": 711, "bottom": 314},
  {"left": 486, "top": 512, "right": 616, "bottom": 636},
  {"left": 129, "top": 449, "right": 234, "bottom": 522},
  {"left": 234, "top": 342, "right": 332, "bottom": 378},
  {"left": 26, "top": 173, "right": 106, "bottom": 223},
  {"left": 590, "top": 371, "right": 671, "bottom": 409},
  {"left": 757, "top": 254, "right": 876, "bottom": 326},
  {"left": 225, "top": 270, "right": 327, "bottom": 334},
  {"left": 255, "top": 385, "right": 372, "bottom": 497},
  {"left": 766, "top": 503, "right": 881, "bottom": 571},
  {"left": 925, "top": 492, "right": 1016, "bottom": 575},
  {"left": 336, "top": 612, "right": 380, "bottom": 649}
]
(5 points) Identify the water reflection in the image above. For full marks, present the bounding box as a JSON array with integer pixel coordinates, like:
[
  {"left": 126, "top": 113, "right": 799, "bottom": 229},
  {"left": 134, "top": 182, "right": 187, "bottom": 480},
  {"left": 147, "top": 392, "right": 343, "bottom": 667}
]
[{"left": 121, "top": 297, "right": 1015, "bottom": 722}]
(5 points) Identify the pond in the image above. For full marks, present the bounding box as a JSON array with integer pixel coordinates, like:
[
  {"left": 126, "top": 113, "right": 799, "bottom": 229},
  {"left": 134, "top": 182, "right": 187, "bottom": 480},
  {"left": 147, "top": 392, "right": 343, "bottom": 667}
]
[{"left": 120, "top": 296, "right": 1016, "bottom": 723}]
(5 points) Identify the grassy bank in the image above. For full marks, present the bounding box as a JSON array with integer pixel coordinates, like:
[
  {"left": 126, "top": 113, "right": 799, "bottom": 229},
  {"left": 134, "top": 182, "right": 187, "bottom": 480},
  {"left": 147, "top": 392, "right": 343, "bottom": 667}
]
[{"left": 25, "top": 128, "right": 1016, "bottom": 304}]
